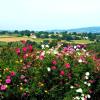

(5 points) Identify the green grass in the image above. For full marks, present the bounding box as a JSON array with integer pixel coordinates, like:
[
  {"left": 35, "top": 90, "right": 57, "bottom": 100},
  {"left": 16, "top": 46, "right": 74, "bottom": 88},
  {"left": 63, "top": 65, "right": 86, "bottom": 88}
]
[
  {"left": 32, "top": 38, "right": 54, "bottom": 43},
  {"left": 71, "top": 40, "right": 94, "bottom": 44}
]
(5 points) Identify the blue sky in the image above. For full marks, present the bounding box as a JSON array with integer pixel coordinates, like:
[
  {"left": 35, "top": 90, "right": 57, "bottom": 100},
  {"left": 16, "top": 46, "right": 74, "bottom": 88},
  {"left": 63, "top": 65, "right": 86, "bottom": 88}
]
[{"left": 0, "top": 0, "right": 100, "bottom": 31}]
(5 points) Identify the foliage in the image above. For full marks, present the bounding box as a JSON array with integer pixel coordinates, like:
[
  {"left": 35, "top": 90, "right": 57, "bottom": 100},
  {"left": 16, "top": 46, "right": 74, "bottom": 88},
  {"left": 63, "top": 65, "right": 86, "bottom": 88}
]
[{"left": 0, "top": 41, "right": 100, "bottom": 100}]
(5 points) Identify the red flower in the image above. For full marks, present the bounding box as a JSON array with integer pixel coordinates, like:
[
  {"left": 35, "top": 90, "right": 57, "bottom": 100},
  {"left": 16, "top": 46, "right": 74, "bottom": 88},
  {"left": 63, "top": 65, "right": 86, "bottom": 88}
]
[
  {"left": 60, "top": 71, "right": 65, "bottom": 76},
  {"left": 51, "top": 66, "right": 57, "bottom": 70},
  {"left": 52, "top": 60, "right": 57, "bottom": 65},
  {"left": 22, "top": 47, "right": 27, "bottom": 52},
  {"left": 10, "top": 71, "right": 16, "bottom": 76},
  {"left": 65, "top": 63, "right": 70, "bottom": 69},
  {"left": 16, "top": 48, "right": 20, "bottom": 55},
  {"left": 21, "top": 40, "right": 26, "bottom": 44},
  {"left": 28, "top": 45, "right": 33, "bottom": 52}
]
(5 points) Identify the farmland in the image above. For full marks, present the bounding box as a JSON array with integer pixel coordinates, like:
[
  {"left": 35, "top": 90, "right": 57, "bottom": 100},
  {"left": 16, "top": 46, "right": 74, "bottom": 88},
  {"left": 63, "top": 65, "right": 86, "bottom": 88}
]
[{"left": 0, "top": 35, "right": 94, "bottom": 44}]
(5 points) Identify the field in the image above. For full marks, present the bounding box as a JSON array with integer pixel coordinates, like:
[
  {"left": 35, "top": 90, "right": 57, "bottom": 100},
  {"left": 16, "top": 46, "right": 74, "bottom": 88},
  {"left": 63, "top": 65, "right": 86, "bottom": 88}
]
[
  {"left": 0, "top": 35, "right": 93, "bottom": 44},
  {"left": 0, "top": 36, "right": 32, "bottom": 42}
]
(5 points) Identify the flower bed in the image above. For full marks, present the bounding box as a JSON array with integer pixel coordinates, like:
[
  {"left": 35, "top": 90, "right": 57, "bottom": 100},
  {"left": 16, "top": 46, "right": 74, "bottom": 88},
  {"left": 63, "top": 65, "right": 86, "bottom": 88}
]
[{"left": 0, "top": 41, "right": 100, "bottom": 100}]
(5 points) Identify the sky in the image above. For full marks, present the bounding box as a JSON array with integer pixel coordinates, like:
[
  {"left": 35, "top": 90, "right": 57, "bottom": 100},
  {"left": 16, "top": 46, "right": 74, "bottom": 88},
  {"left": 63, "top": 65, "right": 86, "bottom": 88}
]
[{"left": 0, "top": 0, "right": 100, "bottom": 31}]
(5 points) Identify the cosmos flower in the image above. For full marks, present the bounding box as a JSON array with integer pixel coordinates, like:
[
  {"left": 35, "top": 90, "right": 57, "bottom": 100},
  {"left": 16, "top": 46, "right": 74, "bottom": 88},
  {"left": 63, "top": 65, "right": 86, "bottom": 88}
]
[
  {"left": 20, "top": 75, "right": 25, "bottom": 80},
  {"left": 22, "top": 47, "right": 27, "bottom": 52},
  {"left": 51, "top": 66, "right": 57, "bottom": 70},
  {"left": 52, "top": 60, "right": 57, "bottom": 65},
  {"left": 10, "top": 71, "right": 16, "bottom": 76},
  {"left": 28, "top": 45, "right": 33, "bottom": 52},
  {"left": 70, "top": 86, "right": 74, "bottom": 89},
  {"left": 21, "top": 40, "right": 26, "bottom": 44},
  {"left": 65, "top": 63, "right": 70, "bottom": 69},
  {"left": 45, "top": 45, "right": 49, "bottom": 48},
  {"left": 0, "top": 85, "right": 7, "bottom": 91},
  {"left": 16, "top": 48, "right": 20, "bottom": 55},
  {"left": 76, "top": 88, "right": 83, "bottom": 93},
  {"left": 85, "top": 72, "right": 90, "bottom": 76},
  {"left": 6, "top": 78, "right": 11, "bottom": 84},
  {"left": 78, "top": 59, "right": 83, "bottom": 63},
  {"left": 60, "top": 70, "right": 65, "bottom": 76},
  {"left": 47, "top": 67, "right": 51, "bottom": 72}
]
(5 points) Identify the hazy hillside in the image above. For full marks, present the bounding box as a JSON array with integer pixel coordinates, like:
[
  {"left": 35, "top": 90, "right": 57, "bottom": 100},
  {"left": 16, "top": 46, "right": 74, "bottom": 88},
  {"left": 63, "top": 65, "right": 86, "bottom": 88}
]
[
  {"left": 67, "top": 27, "right": 100, "bottom": 33},
  {"left": 48, "top": 27, "right": 100, "bottom": 33}
]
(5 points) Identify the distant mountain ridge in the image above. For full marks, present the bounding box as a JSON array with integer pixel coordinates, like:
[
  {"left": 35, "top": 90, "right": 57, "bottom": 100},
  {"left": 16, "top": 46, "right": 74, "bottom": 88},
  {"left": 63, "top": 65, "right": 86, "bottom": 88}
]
[
  {"left": 0, "top": 26, "right": 100, "bottom": 33},
  {"left": 67, "top": 26, "right": 100, "bottom": 33},
  {"left": 48, "top": 27, "right": 100, "bottom": 33}
]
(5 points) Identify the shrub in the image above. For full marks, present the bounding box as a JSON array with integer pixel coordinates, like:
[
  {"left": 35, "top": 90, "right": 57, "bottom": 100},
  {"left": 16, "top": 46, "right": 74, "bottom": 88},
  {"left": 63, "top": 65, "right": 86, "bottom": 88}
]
[{"left": 0, "top": 42, "right": 99, "bottom": 100}]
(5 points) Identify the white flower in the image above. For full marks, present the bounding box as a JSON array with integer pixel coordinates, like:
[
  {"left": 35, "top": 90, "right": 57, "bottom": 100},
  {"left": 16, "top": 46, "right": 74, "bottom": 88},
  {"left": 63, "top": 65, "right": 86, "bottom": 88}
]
[
  {"left": 85, "top": 72, "right": 90, "bottom": 76},
  {"left": 86, "top": 52, "right": 89, "bottom": 56},
  {"left": 74, "top": 46, "right": 77, "bottom": 49},
  {"left": 82, "top": 48, "right": 86, "bottom": 52},
  {"left": 76, "top": 88, "right": 83, "bottom": 93},
  {"left": 70, "top": 86, "right": 74, "bottom": 89},
  {"left": 76, "top": 48, "right": 79, "bottom": 51},
  {"left": 47, "top": 67, "right": 51, "bottom": 72},
  {"left": 53, "top": 50, "right": 58, "bottom": 54},
  {"left": 87, "top": 94, "right": 91, "bottom": 98},
  {"left": 78, "top": 59, "right": 83, "bottom": 63},
  {"left": 85, "top": 76, "right": 89, "bottom": 80},
  {"left": 75, "top": 96, "right": 80, "bottom": 100},
  {"left": 41, "top": 44, "right": 45, "bottom": 49},
  {"left": 45, "top": 45, "right": 49, "bottom": 48},
  {"left": 81, "top": 94, "right": 85, "bottom": 97},
  {"left": 81, "top": 97, "right": 85, "bottom": 100},
  {"left": 84, "top": 81, "right": 87, "bottom": 84},
  {"left": 87, "top": 83, "right": 91, "bottom": 87}
]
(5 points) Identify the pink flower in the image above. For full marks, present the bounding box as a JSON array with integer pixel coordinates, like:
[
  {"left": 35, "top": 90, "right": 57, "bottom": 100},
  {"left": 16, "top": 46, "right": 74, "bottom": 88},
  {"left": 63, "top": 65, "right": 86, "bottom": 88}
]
[
  {"left": 65, "top": 63, "right": 70, "bottom": 69},
  {"left": 89, "top": 89, "right": 93, "bottom": 93},
  {"left": 88, "top": 80, "right": 95, "bottom": 83},
  {"left": 10, "top": 71, "right": 16, "bottom": 76},
  {"left": 23, "top": 54, "right": 28, "bottom": 59},
  {"left": 63, "top": 47, "right": 68, "bottom": 52},
  {"left": 39, "top": 55, "right": 44, "bottom": 60},
  {"left": 22, "top": 47, "right": 27, "bottom": 52},
  {"left": 51, "top": 66, "right": 57, "bottom": 70},
  {"left": 20, "top": 75, "right": 25, "bottom": 80},
  {"left": 52, "top": 60, "right": 57, "bottom": 65},
  {"left": 16, "top": 48, "right": 20, "bottom": 55},
  {"left": 24, "top": 79, "right": 28, "bottom": 83},
  {"left": 6, "top": 79, "right": 11, "bottom": 84},
  {"left": 39, "top": 51, "right": 45, "bottom": 60},
  {"left": 67, "top": 73, "right": 72, "bottom": 79},
  {"left": 74, "top": 84, "right": 80, "bottom": 87},
  {"left": 60, "top": 71, "right": 65, "bottom": 76},
  {"left": 0, "top": 85, "right": 7, "bottom": 91},
  {"left": 6, "top": 76, "right": 11, "bottom": 79}
]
